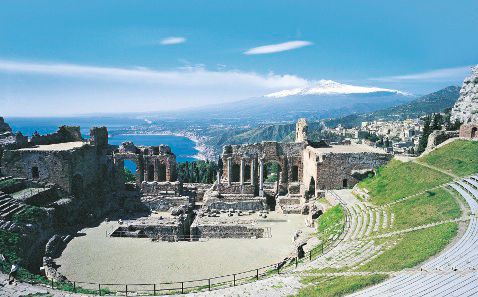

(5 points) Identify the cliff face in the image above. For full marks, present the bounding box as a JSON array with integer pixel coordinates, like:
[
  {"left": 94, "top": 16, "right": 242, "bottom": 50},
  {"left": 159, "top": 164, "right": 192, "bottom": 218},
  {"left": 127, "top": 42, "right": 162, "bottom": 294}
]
[
  {"left": 0, "top": 117, "right": 12, "bottom": 134},
  {"left": 451, "top": 66, "right": 478, "bottom": 124}
]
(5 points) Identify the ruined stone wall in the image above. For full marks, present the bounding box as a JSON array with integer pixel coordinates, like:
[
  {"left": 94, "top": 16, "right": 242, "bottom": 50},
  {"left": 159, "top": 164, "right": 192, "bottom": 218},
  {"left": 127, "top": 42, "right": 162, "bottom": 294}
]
[
  {"left": 426, "top": 130, "right": 460, "bottom": 152},
  {"left": 459, "top": 123, "right": 478, "bottom": 139},
  {"left": 205, "top": 197, "right": 266, "bottom": 211},
  {"left": 221, "top": 141, "right": 306, "bottom": 188},
  {"left": 140, "top": 181, "right": 183, "bottom": 196},
  {"left": 113, "top": 142, "right": 177, "bottom": 187},
  {"left": 217, "top": 183, "right": 255, "bottom": 195},
  {"left": 2, "top": 149, "right": 74, "bottom": 191},
  {"left": 30, "top": 126, "right": 83, "bottom": 146},
  {"left": 315, "top": 152, "right": 392, "bottom": 190},
  {"left": 302, "top": 147, "right": 319, "bottom": 195}
]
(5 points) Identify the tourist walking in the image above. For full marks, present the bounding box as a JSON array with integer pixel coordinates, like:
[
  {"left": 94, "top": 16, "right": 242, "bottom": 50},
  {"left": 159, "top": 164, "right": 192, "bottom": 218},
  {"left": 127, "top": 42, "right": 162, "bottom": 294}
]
[{"left": 8, "top": 262, "right": 19, "bottom": 283}]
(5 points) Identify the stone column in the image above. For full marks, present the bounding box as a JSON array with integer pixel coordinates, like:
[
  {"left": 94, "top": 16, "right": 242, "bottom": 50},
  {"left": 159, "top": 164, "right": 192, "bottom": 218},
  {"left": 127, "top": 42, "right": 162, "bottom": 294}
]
[
  {"left": 250, "top": 159, "right": 256, "bottom": 186},
  {"left": 259, "top": 159, "right": 264, "bottom": 197},
  {"left": 227, "top": 157, "right": 232, "bottom": 186},
  {"left": 153, "top": 159, "right": 159, "bottom": 182},
  {"left": 217, "top": 171, "right": 221, "bottom": 194},
  {"left": 240, "top": 159, "right": 245, "bottom": 185},
  {"left": 143, "top": 160, "right": 149, "bottom": 182}
]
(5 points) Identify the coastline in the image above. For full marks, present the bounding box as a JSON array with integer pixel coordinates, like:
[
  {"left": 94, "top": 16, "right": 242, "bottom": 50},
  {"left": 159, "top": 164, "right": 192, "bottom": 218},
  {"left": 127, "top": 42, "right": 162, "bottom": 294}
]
[{"left": 117, "top": 131, "right": 216, "bottom": 161}]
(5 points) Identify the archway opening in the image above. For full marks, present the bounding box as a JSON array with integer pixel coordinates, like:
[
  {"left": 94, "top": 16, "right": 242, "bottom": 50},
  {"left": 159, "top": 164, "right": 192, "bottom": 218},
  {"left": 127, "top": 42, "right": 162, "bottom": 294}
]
[
  {"left": 231, "top": 164, "right": 240, "bottom": 182},
  {"left": 472, "top": 127, "right": 477, "bottom": 139},
  {"left": 307, "top": 177, "right": 316, "bottom": 198},
  {"left": 291, "top": 165, "right": 299, "bottom": 182},
  {"left": 244, "top": 164, "right": 251, "bottom": 182},
  {"left": 31, "top": 166, "right": 39, "bottom": 179},
  {"left": 123, "top": 160, "right": 137, "bottom": 183},
  {"left": 343, "top": 178, "right": 348, "bottom": 188},
  {"left": 158, "top": 163, "right": 166, "bottom": 182},
  {"left": 147, "top": 164, "right": 155, "bottom": 182},
  {"left": 264, "top": 161, "right": 281, "bottom": 183}
]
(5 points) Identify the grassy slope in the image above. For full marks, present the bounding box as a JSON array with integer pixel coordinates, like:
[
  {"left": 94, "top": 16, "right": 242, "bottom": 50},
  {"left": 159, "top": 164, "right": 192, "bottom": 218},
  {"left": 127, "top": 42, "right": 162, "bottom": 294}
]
[
  {"left": 420, "top": 140, "right": 478, "bottom": 177},
  {"left": 317, "top": 205, "right": 345, "bottom": 241},
  {"left": 390, "top": 188, "right": 461, "bottom": 230},
  {"left": 297, "top": 274, "right": 388, "bottom": 297},
  {"left": 358, "top": 222, "right": 458, "bottom": 272},
  {"left": 358, "top": 159, "right": 452, "bottom": 205},
  {"left": 296, "top": 141, "right": 470, "bottom": 296}
]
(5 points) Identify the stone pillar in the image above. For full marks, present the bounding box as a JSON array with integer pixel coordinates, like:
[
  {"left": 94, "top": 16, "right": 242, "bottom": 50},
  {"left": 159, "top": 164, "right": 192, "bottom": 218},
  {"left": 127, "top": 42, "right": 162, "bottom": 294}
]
[
  {"left": 153, "top": 159, "right": 159, "bottom": 182},
  {"left": 250, "top": 159, "right": 256, "bottom": 186},
  {"left": 143, "top": 160, "right": 149, "bottom": 182},
  {"left": 217, "top": 171, "right": 221, "bottom": 194},
  {"left": 240, "top": 159, "right": 245, "bottom": 185},
  {"left": 227, "top": 157, "right": 232, "bottom": 186},
  {"left": 259, "top": 159, "right": 264, "bottom": 197}
]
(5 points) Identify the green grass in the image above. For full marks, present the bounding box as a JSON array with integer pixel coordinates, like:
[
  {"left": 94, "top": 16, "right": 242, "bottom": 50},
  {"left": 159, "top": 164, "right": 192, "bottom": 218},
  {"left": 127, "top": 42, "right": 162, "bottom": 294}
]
[
  {"left": 12, "top": 206, "right": 49, "bottom": 224},
  {"left": 390, "top": 188, "right": 461, "bottom": 230},
  {"left": 358, "top": 222, "right": 458, "bottom": 272},
  {"left": 420, "top": 140, "right": 478, "bottom": 177},
  {"left": 0, "top": 229, "right": 47, "bottom": 284},
  {"left": 296, "top": 274, "right": 388, "bottom": 297},
  {"left": 317, "top": 205, "right": 345, "bottom": 241},
  {"left": 358, "top": 159, "right": 452, "bottom": 205}
]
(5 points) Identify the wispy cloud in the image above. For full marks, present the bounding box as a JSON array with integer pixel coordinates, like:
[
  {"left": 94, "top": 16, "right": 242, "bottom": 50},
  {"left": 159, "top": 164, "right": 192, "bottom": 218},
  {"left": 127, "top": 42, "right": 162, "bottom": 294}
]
[
  {"left": 371, "top": 65, "right": 473, "bottom": 83},
  {"left": 0, "top": 59, "right": 308, "bottom": 87},
  {"left": 160, "top": 36, "right": 186, "bottom": 45},
  {"left": 244, "top": 40, "right": 313, "bottom": 55},
  {"left": 0, "top": 59, "right": 311, "bottom": 116}
]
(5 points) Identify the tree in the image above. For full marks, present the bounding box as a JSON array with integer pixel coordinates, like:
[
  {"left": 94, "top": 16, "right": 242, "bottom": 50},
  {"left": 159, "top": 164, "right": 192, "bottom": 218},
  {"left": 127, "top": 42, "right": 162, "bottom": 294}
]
[
  {"left": 123, "top": 168, "right": 136, "bottom": 183},
  {"left": 418, "top": 115, "right": 432, "bottom": 154}
]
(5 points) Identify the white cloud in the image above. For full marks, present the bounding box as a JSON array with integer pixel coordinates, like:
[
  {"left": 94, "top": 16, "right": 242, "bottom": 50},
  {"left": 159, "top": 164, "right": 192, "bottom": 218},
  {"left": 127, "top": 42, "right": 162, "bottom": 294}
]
[
  {"left": 371, "top": 65, "right": 474, "bottom": 82},
  {"left": 0, "top": 59, "right": 308, "bottom": 87},
  {"left": 244, "top": 40, "right": 313, "bottom": 55},
  {"left": 0, "top": 59, "right": 311, "bottom": 116},
  {"left": 159, "top": 36, "right": 186, "bottom": 45}
]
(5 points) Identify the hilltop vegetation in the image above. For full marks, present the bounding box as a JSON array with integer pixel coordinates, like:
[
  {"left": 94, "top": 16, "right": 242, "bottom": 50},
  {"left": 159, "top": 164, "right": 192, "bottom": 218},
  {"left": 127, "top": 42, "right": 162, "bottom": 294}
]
[
  {"left": 325, "top": 86, "right": 460, "bottom": 128},
  {"left": 419, "top": 140, "right": 478, "bottom": 177}
]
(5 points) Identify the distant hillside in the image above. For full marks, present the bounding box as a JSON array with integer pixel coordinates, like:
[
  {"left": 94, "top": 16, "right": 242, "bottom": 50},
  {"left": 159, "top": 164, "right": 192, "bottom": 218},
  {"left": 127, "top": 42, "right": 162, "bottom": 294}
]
[{"left": 325, "top": 86, "right": 460, "bottom": 128}]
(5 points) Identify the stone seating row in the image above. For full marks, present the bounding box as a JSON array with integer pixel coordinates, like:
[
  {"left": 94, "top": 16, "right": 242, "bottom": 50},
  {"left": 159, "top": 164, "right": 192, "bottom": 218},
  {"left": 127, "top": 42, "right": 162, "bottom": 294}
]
[{"left": 349, "top": 175, "right": 478, "bottom": 296}]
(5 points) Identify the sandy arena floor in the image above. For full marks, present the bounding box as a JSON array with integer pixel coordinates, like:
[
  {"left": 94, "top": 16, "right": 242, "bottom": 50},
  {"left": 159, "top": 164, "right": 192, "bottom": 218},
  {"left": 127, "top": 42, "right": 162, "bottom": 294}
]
[{"left": 55, "top": 212, "right": 313, "bottom": 285}]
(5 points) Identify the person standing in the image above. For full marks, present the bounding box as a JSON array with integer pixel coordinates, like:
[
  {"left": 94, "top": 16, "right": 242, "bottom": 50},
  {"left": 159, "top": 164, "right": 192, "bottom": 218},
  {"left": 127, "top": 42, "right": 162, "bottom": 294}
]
[{"left": 8, "top": 262, "right": 18, "bottom": 283}]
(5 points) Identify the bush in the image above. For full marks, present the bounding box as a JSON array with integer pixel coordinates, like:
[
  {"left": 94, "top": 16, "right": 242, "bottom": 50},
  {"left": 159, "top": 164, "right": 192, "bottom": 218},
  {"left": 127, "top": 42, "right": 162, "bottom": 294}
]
[{"left": 12, "top": 206, "right": 49, "bottom": 224}]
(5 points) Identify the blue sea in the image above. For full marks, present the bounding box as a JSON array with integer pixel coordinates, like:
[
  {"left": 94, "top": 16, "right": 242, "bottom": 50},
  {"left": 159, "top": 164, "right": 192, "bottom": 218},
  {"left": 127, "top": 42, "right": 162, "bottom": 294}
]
[{"left": 5, "top": 117, "right": 198, "bottom": 163}]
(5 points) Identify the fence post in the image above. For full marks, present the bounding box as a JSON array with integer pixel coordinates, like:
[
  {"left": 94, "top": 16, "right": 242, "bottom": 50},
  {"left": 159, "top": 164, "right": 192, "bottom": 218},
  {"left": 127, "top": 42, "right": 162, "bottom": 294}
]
[
  {"left": 73, "top": 282, "right": 76, "bottom": 293},
  {"left": 277, "top": 263, "right": 280, "bottom": 274},
  {"left": 51, "top": 279, "right": 54, "bottom": 289},
  {"left": 295, "top": 257, "right": 298, "bottom": 268},
  {"left": 233, "top": 274, "right": 236, "bottom": 286},
  {"left": 153, "top": 284, "right": 156, "bottom": 296},
  {"left": 98, "top": 284, "right": 101, "bottom": 296},
  {"left": 126, "top": 284, "right": 128, "bottom": 296},
  {"left": 208, "top": 279, "right": 211, "bottom": 291},
  {"left": 181, "top": 282, "right": 184, "bottom": 294},
  {"left": 256, "top": 269, "right": 259, "bottom": 280}
]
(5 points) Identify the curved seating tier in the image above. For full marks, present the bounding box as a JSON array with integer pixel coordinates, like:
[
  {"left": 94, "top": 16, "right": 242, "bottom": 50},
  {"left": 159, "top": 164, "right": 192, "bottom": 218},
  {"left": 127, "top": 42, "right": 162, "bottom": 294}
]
[{"left": 349, "top": 175, "right": 478, "bottom": 296}]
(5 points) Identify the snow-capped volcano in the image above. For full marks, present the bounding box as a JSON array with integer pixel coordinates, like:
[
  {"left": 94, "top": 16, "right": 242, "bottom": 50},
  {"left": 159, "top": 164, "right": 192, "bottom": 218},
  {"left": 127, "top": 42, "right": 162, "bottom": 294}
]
[{"left": 265, "top": 80, "right": 408, "bottom": 98}]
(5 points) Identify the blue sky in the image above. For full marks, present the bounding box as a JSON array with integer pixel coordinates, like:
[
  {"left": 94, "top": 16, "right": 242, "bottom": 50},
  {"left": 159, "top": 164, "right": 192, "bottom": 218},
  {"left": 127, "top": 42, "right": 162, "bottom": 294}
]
[{"left": 1, "top": 0, "right": 477, "bottom": 116}]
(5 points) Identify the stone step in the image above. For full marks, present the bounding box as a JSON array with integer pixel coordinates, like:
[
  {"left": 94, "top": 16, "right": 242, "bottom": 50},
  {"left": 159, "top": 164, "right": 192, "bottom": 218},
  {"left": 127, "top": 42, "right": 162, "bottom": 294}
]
[
  {"left": 0, "top": 199, "right": 15, "bottom": 211},
  {"left": 1, "top": 204, "right": 25, "bottom": 220},
  {"left": 0, "top": 202, "right": 20, "bottom": 214}
]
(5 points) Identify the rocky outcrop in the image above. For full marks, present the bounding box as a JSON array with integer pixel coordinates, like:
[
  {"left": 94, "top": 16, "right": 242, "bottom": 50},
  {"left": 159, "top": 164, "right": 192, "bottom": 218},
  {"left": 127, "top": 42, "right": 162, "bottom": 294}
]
[{"left": 451, "top": 66, "right": 478, "bottom": 124}]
